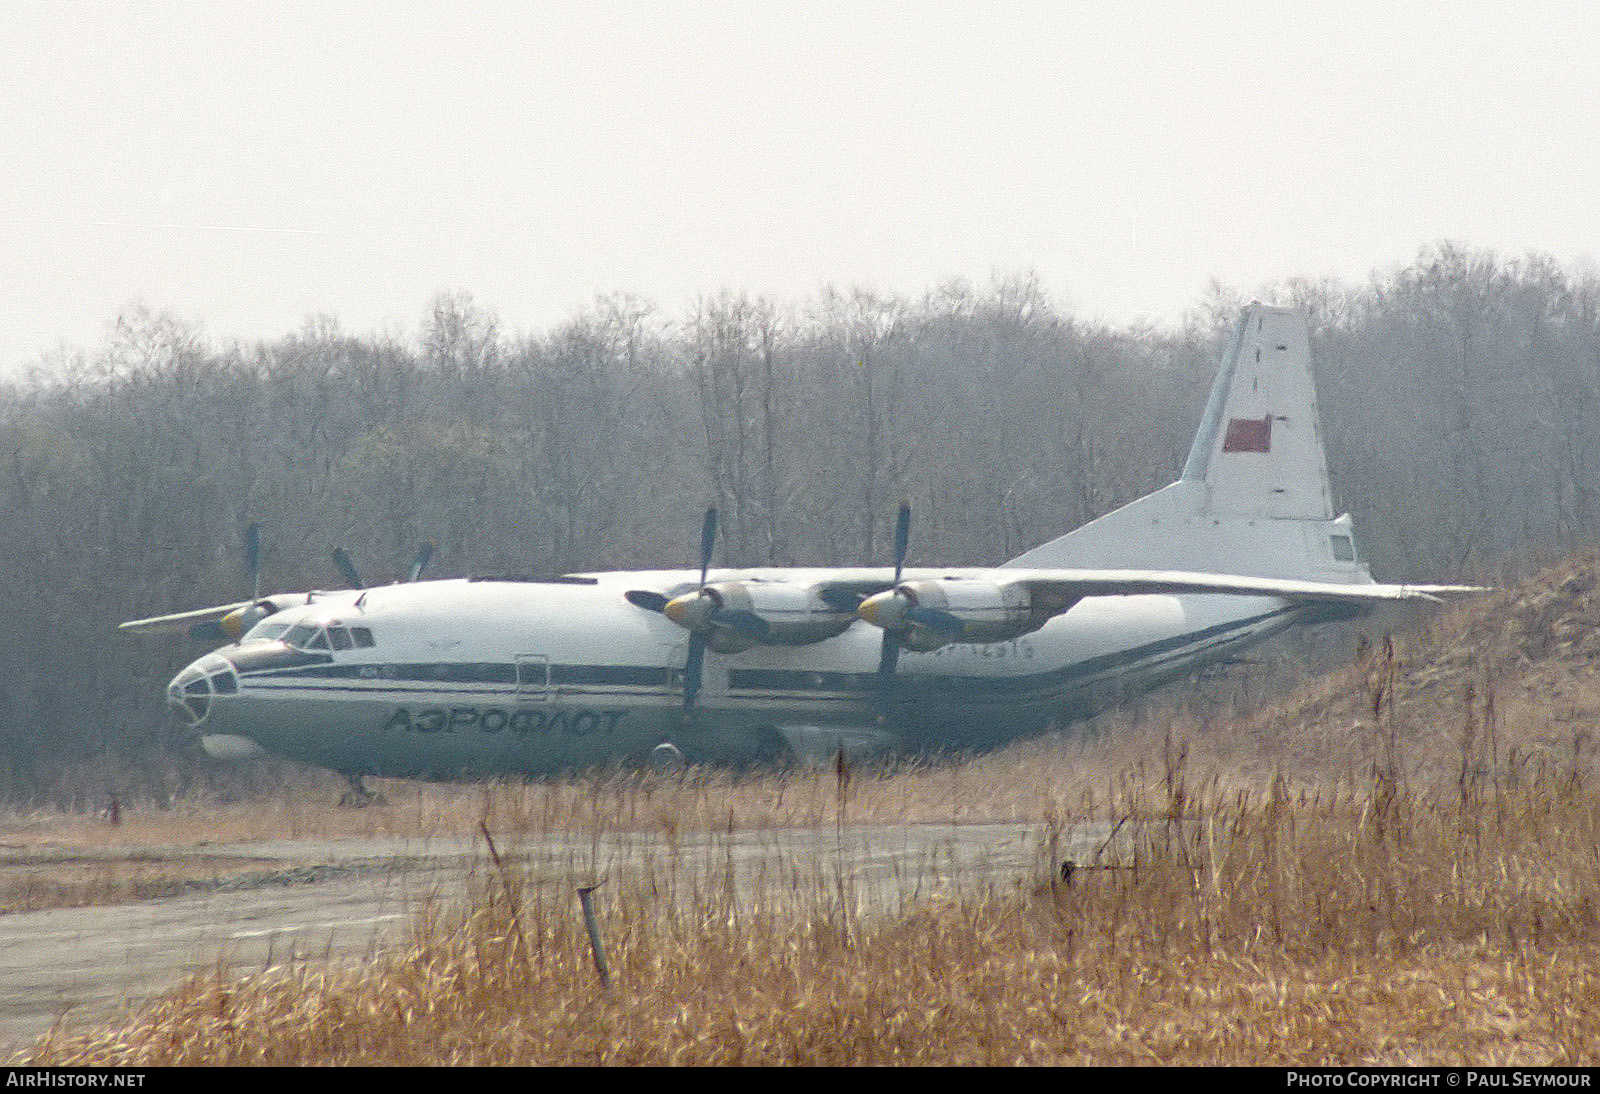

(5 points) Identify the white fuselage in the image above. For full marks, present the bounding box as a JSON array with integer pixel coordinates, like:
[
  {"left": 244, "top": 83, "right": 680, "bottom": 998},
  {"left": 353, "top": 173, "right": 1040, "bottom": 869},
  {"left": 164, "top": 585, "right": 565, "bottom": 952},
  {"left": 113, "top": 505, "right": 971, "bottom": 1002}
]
[{"left": 166, "top": 572, "right": 1307, "bottom": 777}]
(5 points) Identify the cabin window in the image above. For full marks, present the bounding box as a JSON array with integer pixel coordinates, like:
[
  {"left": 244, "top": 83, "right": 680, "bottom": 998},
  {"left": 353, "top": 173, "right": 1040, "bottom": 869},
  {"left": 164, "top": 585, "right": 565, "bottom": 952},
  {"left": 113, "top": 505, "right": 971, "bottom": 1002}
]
[
  {"left": 328, "top": 626, "right": 354, "bottom": 651},
  {"left": 1329, "top": 534, "right": 1356, "bottom": 562},
  {"left": 352, "top": 627, "right": 375, "bottom": 648}
]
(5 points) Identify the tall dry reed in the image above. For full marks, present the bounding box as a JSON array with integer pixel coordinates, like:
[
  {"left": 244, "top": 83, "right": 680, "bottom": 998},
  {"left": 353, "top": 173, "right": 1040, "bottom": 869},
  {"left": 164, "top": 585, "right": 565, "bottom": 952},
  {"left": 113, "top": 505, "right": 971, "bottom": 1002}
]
[{"left": 24, "top": 744, "right": 1600, "bottom": 1066}]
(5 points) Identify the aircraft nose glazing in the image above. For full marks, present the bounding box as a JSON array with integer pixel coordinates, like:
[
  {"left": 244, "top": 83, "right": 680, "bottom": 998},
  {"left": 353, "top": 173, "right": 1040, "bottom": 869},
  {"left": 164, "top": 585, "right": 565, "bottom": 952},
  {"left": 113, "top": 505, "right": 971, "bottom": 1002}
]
[{"left": 166, "top": 653, "right": 239, "bottom": 727}]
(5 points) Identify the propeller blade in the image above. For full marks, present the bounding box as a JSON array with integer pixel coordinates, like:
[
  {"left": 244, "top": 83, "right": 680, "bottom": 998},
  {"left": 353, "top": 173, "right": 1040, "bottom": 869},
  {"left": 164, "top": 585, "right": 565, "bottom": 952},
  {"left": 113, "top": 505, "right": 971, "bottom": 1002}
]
[
  {"left": 877, "top": 502, "right": 913, "bottom": 723},
  {"left": 892, "top": 501, "right": 911, "bottom": 582},
  {"left": 906, "top": 606, "right": 964, "bottom": 638},
  {"left": 713, "top": 609, "right": 771, "bottom": 640},
  {"left": 875, "top": 631, "right": 902, "bottom": 723},
  {"left": 406, "top": 541, "right": 435, "bottom": 583},
  {"left": 244, "top": 522, "right": 262, "bottom": 600},
  {"left": 332, "top": 547, "right": 365, "bottom": 590},
  {"left": 876, "top": 637, "right": 901, "bottom": 697},
  {"left": 818, "top": 586, "right": 870, "bottom": 612},
  {"left": 698, "top": 507, "right": 718, "bottom": 585},
  {"left": 683, "top": 634, "right": 707, "bottom": 716},
  {"left": 625, "top": 589, "right": 672, "bottom": 613},
  {"left": 679, "top": 506, "right": 720, "bottom": 719}
]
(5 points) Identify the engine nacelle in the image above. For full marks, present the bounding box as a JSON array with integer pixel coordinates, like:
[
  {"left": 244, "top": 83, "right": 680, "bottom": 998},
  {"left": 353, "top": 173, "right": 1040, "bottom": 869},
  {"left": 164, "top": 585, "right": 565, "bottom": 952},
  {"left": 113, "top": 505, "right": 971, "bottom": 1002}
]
[
  {"left": 859, "top": 579, "right": 1060, "bottom": 651},
  {"left": 662, "top": 580, "right": 859, "bottom": 652},
  {"left": 706, "top": 580, "right": 858, "bottom": 646},
  {"left": 209, "top": 596, "right": 300, "bottom": 643}
]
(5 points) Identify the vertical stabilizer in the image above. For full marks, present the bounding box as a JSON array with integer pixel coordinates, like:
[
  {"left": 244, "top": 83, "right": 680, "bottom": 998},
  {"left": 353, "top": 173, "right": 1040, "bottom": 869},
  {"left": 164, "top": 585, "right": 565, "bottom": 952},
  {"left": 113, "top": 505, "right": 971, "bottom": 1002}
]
[
  {"left": 1179, "top": 304, "right": 1333, "bottom": 520},
  {"left": 1005, "top": 304, "right": 1369, "bottom": 583}
]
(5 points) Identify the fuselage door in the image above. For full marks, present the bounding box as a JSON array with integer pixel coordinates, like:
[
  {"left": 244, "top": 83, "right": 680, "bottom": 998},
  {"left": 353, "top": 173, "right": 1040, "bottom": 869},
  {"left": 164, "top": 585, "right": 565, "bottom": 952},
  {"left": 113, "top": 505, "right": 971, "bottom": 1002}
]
[
  {"left": 515, "top": 654, "right": 549, "bottom": 701},
  {"left": 661, "top": 642, "right": 682, "bottom": 694}
]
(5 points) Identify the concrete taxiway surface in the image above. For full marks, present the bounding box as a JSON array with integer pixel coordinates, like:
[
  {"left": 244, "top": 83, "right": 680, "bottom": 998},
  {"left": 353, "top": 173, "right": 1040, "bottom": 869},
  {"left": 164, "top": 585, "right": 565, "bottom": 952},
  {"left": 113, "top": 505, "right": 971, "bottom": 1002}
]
[{"left": 0, "top": 821, "right": 1118, "bottom": 1057}]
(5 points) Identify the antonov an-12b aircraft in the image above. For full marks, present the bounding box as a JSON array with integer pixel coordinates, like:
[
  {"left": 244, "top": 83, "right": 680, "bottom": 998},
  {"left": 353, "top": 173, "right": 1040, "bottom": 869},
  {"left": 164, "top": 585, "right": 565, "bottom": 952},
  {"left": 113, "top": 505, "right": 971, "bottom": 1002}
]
[{"left": 122, "top": 305, "right": 1473, "bottom": 786}]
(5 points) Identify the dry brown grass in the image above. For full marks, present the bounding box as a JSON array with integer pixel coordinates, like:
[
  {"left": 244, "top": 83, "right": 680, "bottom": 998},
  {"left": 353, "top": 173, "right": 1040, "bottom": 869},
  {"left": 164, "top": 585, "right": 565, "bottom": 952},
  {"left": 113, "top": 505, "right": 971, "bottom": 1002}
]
[
  {"left": 22, "top": 563, "right": 1600, "bottom": 1065},
  {"left": 21, "top": 753, "right": 1600, "bottom": 1066}
]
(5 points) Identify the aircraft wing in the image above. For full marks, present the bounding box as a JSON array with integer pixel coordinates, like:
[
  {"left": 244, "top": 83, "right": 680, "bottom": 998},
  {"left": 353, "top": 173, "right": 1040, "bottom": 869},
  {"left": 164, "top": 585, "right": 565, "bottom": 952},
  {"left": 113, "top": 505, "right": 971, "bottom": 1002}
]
[
  {"left": 771, "top": 566, "right": 1482, "bottom": 604},
  {"left": 620, "top": 566, "right": 1481, "bottom": 614},
  {"left": 810, "top": 567, "right": 1483, "bottom": 646},
  {"left": 118, "top": 593, "right": 306, "bottom": 640},
  {"left": 990, "top": 569, "right": 1483, "bottom": 606},
  {"left": 118, "top": 601, "right": 262, "bottom": 635}
]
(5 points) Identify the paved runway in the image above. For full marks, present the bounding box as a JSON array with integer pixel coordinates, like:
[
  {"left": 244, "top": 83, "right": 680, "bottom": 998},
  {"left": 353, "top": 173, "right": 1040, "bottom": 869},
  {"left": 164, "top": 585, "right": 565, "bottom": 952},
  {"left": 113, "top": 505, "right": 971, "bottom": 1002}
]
[{"left": 0, "top": 820, "right": 1118, "bottom": 1057}]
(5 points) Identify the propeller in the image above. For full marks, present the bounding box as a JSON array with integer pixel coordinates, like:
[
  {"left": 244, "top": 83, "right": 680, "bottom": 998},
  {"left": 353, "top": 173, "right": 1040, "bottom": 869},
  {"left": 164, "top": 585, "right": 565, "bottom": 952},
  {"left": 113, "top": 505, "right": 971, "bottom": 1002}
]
[
  {"left": 626, "top": 508, "right": 772, "bottom": 711},
  {"left": 679, "top": 507, "right": 718, "bottom": 717},
  {"left": 144, "top": 525, "right": 434, "bottom": 646},
  {"left": 873, "top": 502, "right": 912, "bottom": 722},
  {"left": 857, "top": 584, "right": 966, "bottom": 644},
  {"left": 624, "top": 588, "right": 672, "bottom": 613},
  {"left": 184, "top": 522, "right": 265, "bottom": 643},
  {"left": 406, "top": 541, "right": 435, "bottom": 583},
  {"left": 622, "top": 509, "right": 724, "bottom": 715},
  {"left": 332, "top": 540, "right": 434, "bottom": 589},
  {"left": 244, "top": 521, "right": 262, "bottom": 601},
  {"left": 332, "top": 547, "right": 366, "bottom": 590}
]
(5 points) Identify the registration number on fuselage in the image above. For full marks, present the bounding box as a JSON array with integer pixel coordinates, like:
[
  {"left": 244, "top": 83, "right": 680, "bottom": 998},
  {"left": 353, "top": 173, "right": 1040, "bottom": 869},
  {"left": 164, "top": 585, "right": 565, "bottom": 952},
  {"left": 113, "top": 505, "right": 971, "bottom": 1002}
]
[
  {"left": 926, "top": 638, "right": 1037, "bottom": 660},
  {"left": 382, "top": 706, "right": 629, "bottom": 737}
]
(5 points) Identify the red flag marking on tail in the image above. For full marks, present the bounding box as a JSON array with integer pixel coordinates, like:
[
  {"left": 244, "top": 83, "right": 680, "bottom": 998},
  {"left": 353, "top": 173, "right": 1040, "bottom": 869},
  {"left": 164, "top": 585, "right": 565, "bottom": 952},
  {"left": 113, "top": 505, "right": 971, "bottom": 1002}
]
[{"left": 1222, "top": 415, "right": 1272, "bottom": 453}]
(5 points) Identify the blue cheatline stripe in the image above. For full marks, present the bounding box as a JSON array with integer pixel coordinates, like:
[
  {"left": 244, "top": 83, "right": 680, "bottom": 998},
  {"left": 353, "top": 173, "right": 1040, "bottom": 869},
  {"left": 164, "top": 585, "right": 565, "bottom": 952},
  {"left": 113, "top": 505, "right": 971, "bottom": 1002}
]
[
  {"left": 245, "top": 662, "right": 673, "bottom": 687},
  {"left": 233, "top": 605, "right": 1297, "bottom": 706}
]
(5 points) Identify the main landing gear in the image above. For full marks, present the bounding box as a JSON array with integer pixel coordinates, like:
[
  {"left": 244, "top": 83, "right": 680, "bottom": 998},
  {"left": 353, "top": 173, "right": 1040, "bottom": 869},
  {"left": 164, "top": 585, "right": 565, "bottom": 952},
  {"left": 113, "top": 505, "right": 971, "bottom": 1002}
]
[{"left": 338, "top": 771, "right": 383, "bottom": 807}]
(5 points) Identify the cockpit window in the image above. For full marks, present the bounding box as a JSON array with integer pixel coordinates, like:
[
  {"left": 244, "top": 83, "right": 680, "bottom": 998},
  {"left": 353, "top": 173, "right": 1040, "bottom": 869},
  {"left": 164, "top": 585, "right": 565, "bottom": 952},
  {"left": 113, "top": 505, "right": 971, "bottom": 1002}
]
[
  {"left": 279, "top": 621, "right": 375, "bottom": 652},
  {"left": 244, "top": 620, "right": 291, "bottom": 643}
]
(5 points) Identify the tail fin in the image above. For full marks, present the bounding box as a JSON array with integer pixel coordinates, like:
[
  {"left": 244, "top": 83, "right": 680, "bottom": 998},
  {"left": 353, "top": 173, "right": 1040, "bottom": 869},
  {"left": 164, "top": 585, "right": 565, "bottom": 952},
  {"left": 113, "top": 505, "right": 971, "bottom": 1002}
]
[{"left": 1004, "top": 304, "right": 1370, "bottom": 583}]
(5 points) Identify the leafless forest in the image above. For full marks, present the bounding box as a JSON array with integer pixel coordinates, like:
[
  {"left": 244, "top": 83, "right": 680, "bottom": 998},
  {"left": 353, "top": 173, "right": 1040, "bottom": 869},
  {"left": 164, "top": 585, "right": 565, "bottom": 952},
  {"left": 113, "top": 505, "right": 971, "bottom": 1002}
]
[{"left": 3, "top": 242, "right": 1598, "bottom": 796}]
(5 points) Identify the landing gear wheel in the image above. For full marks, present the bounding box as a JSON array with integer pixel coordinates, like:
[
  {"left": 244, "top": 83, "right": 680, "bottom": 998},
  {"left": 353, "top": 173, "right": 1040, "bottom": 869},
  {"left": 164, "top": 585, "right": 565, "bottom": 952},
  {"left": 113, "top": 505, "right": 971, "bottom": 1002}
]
[
  {"left": 649, "top": 740, "right": 687, "bottom": 773},
  {"left": 337, "top": 772, "right": 383, "bottom": 807}
]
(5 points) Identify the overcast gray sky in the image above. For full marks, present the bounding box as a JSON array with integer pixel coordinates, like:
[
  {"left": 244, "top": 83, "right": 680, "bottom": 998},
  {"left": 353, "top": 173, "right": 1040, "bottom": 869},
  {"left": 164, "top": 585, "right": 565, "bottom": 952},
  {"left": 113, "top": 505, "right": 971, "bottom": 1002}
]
[{"left": 4, "top": 0, "right": 1597, "bottom": 374}]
